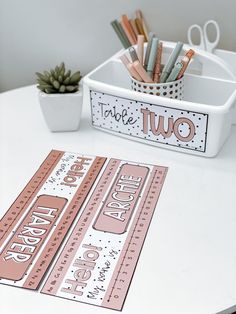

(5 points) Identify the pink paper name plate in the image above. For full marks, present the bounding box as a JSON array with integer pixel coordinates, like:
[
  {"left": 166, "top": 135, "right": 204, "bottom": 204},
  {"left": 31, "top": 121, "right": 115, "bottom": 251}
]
[
  {"left": 83, "top": 41, "right": 236, "bottom": 157},
  {"left": 0, "top": 150, "right": 168, "bottom": 311}
]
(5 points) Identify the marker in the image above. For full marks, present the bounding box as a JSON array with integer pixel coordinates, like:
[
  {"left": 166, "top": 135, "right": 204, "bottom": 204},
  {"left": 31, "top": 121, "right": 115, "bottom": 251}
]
[
  {"left": 160, "top": 41, "right": 183, "bottom": 83},
  {"left": 116, "top": 21, "right": 132, "bottom": 47},
  {"left": 111, "top": 20, "right": 130, "bottom": 49},
  {"left": 153, "top": 42, "right": 163, "bottom": 83},
  {"left": 121, "top": 15, "right": 137, "bottom": 45},
  {"left": 120, "top": 55, "right": 143, "bottom": 81},
  {"left": 129, "top": 47, "right": 139, "bottom": 62},
  {"left": 147, "top": 38, "right": 159, "bottom": 78},
  {"left": 135, "top": 10, "right": 149, "bottom": 41},
  {"left": 166, "top": 63, "right": 183, "bottom": 82},
  {"left": 177, "top": 49, "right": 195, "bottom": 79},
  {"left": 133, "top": 60, "right": 153, "bottom": 83},
  {"left": 129, "top": 19, "right": 139, "bottom": 38},
  {"left": 120, "top": 20, "right": 135, "bottom": 46},
  {"left": 144, "top": 32, "right": 155, "bottom": 70},
  {"left": 137, "top": 35, "right": 144, "bottom": 64},
  {"left": 135, "top": 18, "right": 147, "bottom": 41}
]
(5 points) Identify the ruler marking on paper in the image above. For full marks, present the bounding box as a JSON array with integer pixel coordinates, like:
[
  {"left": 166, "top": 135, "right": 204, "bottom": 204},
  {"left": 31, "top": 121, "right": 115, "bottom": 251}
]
[
  {"left": 0, "top": 151, "right": 168, "bottom": 311},
  {"left": 0, "top": 151, "right": 106, "bottom": 288},
  {"left": 102, "top": 166, "right": 167, "bottom": 310},
  {"left": 0, "top": 195, "right": 68, "bottom": 281},
  {"left": 42, "top": 162, "right": 167, "bottom": 310},
  {"left": 23, "top": 156, "right": 106, "bottom": 289},
  {"left": 41, "top": 158, "right": 121, "bottom": 295},
  {"left": 0, "top": 150, "right": 64, "bottom": 246}
]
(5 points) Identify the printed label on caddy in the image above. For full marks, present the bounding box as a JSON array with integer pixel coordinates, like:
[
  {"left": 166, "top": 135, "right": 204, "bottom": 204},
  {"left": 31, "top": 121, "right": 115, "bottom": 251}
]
[
  {"left": 0, "top": 150, "right": 168, "bottom": 311},
  {"left": 90, "top": 90, "right": 209, "bottom": 152}
]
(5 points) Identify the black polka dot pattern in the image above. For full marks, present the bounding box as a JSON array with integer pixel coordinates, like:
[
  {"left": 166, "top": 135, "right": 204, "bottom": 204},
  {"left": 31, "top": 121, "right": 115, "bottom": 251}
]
[{"left": 90, "top": 90, "right": 208, "bottom": 152}]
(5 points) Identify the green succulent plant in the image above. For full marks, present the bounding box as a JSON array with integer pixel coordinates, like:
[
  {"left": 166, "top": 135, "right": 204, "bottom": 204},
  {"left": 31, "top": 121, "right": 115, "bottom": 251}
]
[{"left": 36, "top": 62, "right": 81, "bottom": 94}]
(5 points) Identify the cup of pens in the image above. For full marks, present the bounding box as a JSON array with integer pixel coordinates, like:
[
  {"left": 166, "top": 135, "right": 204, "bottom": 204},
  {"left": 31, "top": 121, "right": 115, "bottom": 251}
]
[{"left": 120, "top": 35, "right": 194, "bottom": 101}]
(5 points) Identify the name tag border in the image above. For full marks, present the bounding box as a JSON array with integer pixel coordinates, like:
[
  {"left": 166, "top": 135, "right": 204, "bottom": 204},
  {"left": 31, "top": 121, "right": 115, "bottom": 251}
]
[{"left": 89, "top": 89, "right": 209, "bottom": 153}]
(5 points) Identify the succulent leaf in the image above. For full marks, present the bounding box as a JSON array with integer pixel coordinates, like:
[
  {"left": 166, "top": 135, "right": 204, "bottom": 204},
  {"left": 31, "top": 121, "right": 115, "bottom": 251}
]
[
  {"left": 44, "top": 71, "right": 50, "bottom": 77},
  {"left": 52, "top": 80, "right": 60, "bottom": 89},
  {"left": 45, "top": 88, "right": 56, "bottom": 93},
  {"left": 58, "top": 75, "right": 63, "bottom": 83},
  {"left": 66, "top": 85, "right": 77, "bottom": 92},
  {"left": 60, "top": 67, "right": 65, "bottom": 78},
  {"left": 36, "top": 72, "right": 49, "bottom": 83},
  {"left": 59, "top": 85, "right": 66, "bottom": 93},
  {"left": 64, "top": 70, "right": 71, "bottom": 79},
  {"left": 39, "top": 83, "right": 55, "bottom": 89},
  {"left": 63, "top": 77, "right": 70, "bottom": 85},
  {"left": 69, "top": 71, "right": 81, "bottom": 84},
  {"left": 36, "top": 62, "right": 81, "bottom": 94}
]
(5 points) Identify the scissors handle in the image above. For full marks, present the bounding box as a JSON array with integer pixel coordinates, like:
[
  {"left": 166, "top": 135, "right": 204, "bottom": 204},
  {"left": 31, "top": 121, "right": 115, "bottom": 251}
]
[
  {"left": 203, "top": 20, "right": 220, "bottom": 53},
  {"left": 187, "top": 24, "right": 206, "bottom": 51}
]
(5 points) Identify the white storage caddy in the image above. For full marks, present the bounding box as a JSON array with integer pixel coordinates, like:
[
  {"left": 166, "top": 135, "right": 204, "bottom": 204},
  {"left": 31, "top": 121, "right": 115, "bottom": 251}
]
[{"left": 83, "top": 41, "right": 236, "bottom": 157}]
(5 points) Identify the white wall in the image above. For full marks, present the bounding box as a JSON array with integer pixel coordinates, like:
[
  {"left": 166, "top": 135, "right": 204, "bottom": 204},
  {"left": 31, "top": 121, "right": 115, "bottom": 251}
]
[{"left": 0, "top": 0, "right": 236, "bottom": 92}]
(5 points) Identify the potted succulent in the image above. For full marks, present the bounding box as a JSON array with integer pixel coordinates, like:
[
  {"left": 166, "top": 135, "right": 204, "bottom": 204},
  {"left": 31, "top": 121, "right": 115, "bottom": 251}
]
[{"left": 36, "top": 62, "right": 82, "bottom": 132}]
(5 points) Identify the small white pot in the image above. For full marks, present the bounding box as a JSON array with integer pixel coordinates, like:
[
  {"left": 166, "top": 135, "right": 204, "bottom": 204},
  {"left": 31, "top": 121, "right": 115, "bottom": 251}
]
[{"left": 38, "top": 89, "right": 83, "bottom": 132}]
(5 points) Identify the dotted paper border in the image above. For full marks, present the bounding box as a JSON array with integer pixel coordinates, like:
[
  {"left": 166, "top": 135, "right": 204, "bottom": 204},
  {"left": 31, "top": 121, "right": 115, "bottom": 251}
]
[{"left": 90, "top": 90, "right": 208, "bottom": 153}]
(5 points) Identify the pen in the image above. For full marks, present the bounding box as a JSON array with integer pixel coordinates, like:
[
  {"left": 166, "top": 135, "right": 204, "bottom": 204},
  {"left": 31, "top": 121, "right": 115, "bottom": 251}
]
[
  {"left": 153, "top": 42, "right": 163, "bottom": 83},
  {"left": 144, "top": 32, "right": 155, "bottom": 70},
  {"left": 137, "top": 34, "right": 144, "bottom": 64},
  {"left": 147, "top": 37, "right": 159, "bottom": 78},
  {"left": 177, "top": 49, "right": 195, "bottom": 79},
  {"left": 160, "top": 41, "right": 183, "bottom": 83},
  {"left": 133, "top": 60, "right": 153, "bottom": 83},
  {"left": 120, "top": 54, "right": 143, "bottom": 81}
]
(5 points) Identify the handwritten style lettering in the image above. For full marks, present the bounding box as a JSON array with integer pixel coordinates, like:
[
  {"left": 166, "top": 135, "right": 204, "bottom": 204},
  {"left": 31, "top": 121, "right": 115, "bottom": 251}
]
[{"left": 99, "top": 102, "right": 137, "bottom": 126}]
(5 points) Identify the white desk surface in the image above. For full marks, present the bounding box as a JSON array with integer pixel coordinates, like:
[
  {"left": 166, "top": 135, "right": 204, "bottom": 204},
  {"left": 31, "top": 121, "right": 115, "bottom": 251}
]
[{"left": 0, "top": 85, "right": 236, "bottom": 314}]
